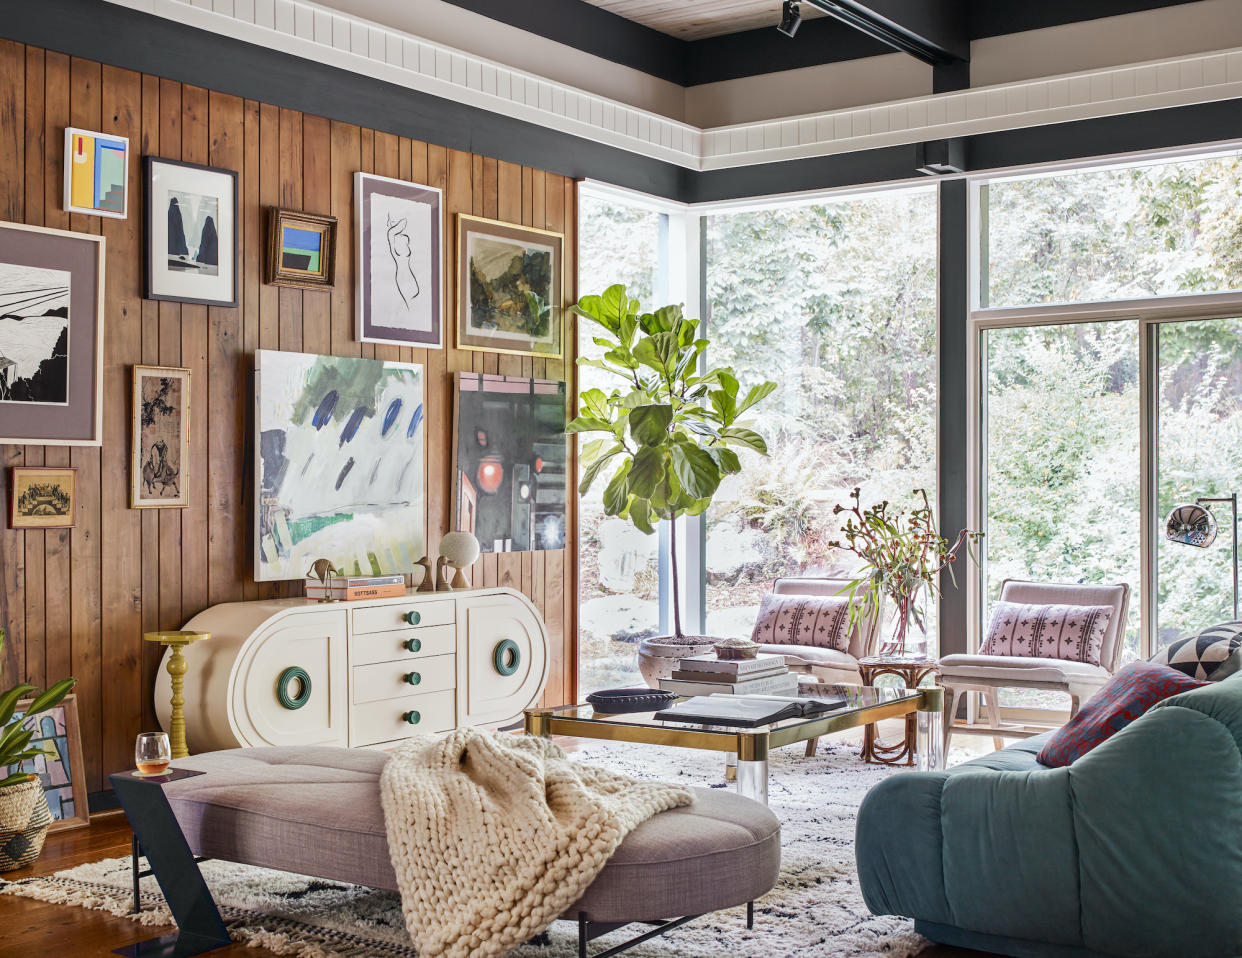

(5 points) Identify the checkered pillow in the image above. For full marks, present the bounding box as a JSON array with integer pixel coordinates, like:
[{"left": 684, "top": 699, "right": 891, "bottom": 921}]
[
  {"left": 1148, "top": 621, "right": 1242, "bottom": 680},
  {"left": 750, "top": 593, "right": 851, "bottom": 652}
]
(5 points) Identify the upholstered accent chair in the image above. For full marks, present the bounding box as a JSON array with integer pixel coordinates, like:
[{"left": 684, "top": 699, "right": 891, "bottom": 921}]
[
  {"left": 753, "top": 576, "right": 886, "bottom": 686},
  {"left": 938, "top": 579, "right": 1131, "bottom": 750}
]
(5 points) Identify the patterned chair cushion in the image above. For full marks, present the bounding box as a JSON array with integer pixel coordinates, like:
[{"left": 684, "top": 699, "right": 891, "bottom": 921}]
[
  {"left": 1036, "top": 661, "right": 1207, "bottom": 767},
  {"left": 979, "top": 600, "right": 1114, "bottom": 667},
  {"left": 1147, "top": 620, "right": 1242, "bottom": 680},
  {"left": 750, "top": 593, "right": 851, "bottom": 652}
]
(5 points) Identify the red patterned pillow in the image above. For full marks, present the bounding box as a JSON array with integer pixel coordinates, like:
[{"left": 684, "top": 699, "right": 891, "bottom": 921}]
[
  {"left": 750, "top": 593, "right": 851, "bottom": 652},
  {"left": 1036, "top": 661, "right": 1207, "bottom": 767},
  {"left": 980, "top": 601, "right": 1113, "bottom": 667}
]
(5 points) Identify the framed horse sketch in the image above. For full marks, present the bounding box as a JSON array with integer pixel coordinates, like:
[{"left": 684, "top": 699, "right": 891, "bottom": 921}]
[{"left": 131, "top": 364, "right": 190, "bottom": 508}]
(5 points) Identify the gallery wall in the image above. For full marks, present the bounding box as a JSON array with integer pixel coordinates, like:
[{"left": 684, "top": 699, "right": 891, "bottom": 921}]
[{"left": 0, "top": 39, "right": 579, "bottom": 797}]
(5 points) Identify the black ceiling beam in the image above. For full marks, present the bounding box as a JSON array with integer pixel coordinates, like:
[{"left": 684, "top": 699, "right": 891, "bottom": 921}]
[
  {"left": 801, "top": 0, "right": 969, "bottom": 65},
  {"left": 967, "top": 0, "right": 1200, "bottom": 39}
]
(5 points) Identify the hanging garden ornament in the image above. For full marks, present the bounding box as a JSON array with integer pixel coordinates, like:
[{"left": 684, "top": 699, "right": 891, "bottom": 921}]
[{"left": 1165, "top": 502, "right": 1218, "bottom": 548}]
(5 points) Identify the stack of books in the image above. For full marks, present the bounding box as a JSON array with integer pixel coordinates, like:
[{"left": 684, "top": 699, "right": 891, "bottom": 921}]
[
  {"left": 305, "top": 573, "right": 405, "bottom": 601},
  {"left": 658, "top": 653, "right": 798, "bottom": 697}
]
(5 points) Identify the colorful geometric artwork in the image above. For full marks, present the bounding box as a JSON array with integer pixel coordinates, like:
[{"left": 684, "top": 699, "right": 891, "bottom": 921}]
[
  {"left": 15, "top": 698, "right": 86, "bottom": 827},
  {"left": 64, "top": 127, "right": 129, "bottom": 219},
  {"left": 255, "top": 349, "right": 426, "bottom": 581},
  {"left": 453, "top": 373, "right": 567, "bottom": 553},
  {"left": 267, "top": 209, "right": 337, "bottom": 288},
  {"left": 282, "top": 226, "right": 322, "bottom": 273}
]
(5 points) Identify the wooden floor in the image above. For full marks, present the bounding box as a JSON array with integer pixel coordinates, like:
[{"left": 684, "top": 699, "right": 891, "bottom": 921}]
[{"left": 4, "top": 812, "right": 994, "bottom": 958}]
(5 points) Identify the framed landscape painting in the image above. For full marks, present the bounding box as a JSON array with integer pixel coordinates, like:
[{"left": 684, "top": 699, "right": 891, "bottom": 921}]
[
  {"left": 10, "top": 466, "right": 77, "bottom": 529},
  {"left": 453, "top": 373, "right": 567, "bottom": 553},
  {"left": 255, "top": 349, "right": 426, "bottom": 581},
  {"left": 0, "top": 221, "right": 105, "bottom": 445},
  {"left": 64, "top": 127, "right": 129, "bottom": 219},
  {"left": 144, "top": 156, "right": 238, "bottom": 307},
  {"left": 131, "top": 365, "right": 190, "bottom": 508},
  {"left": 456, "top": 215, "right": 563, "bottom": 359},
  {"left": 267, "top": 208, "right": 336, "bottom": 289},
  {"left": 355, "top": 172, "right": 442, "bottom": 348}
]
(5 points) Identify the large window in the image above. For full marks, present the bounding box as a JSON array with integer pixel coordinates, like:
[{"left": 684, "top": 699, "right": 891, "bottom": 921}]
[
  {"left": 976, "top": 150, "right": 1242, "bottom": 666},
  {"left": 577, "top": 192, "right": 663, "bottom": 694},
  {"left": 702, "top": 187, "right": 939, "bottom": 647}
]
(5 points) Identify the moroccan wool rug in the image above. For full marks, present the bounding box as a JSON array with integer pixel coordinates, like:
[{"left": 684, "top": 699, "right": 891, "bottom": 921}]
[{"left": 0, "top": 741, "right": 930, "bottom": 958}]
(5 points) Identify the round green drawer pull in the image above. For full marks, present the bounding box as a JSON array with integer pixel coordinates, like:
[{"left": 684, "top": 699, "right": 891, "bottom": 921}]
[
  {"left": 405, "top": 671, "right": 421, "bottom": 686},
  {"left": 403, "top": 610, "right": 421, "bottom": 625},
  {"left": 403, "top": 638, "right": 422, "bottom": 653},
  {"left": 493, "top": 639, "right": 521, "bottom": 677},
  {"left": 403, "top": 710, "right": 421, "bottom": 725},
  {"left": 276, "top": 667, "right": 312, "bottom": 710}
]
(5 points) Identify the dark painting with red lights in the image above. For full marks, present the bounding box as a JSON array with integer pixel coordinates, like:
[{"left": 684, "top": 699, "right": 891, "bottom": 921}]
[{"left": 453, "top": 372, "right": 567, "bottom": 552}]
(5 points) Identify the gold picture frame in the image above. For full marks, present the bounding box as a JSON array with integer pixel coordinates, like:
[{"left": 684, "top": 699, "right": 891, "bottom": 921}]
[
  {"left": 131, "top": 365, "right": 191, "bottom": 509},
  {"left": 455, "top": 214, "right": 563, "bottom": 359},
  {"left": 9, "top": 466, "right": 77, "bottom": 529},
  {"left": 15, "top": 693, "right": 89, "bottom": 832},
  {"left": 266, "top": 207, "right": 337, "bottom": 289}
]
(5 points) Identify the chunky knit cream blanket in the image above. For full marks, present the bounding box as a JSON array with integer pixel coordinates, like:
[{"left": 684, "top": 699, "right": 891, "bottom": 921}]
[{"left": 380, "top": 728, "right": 693, "bottom": 958}]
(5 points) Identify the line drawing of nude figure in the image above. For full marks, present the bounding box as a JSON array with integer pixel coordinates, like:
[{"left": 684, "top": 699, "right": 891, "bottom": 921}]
[{"left": 386, "top": 213, "right": 420, "bottom": 309}]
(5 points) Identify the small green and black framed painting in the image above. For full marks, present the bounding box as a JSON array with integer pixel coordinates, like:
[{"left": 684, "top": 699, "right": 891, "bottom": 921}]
[{"left": 266, "top": 208, "right": 337, "bottom": 289}]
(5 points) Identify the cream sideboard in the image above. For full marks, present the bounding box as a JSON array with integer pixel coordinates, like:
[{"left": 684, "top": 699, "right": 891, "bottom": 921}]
[{"left": 154, "top": 587, "right": 549, "bottom": 753}]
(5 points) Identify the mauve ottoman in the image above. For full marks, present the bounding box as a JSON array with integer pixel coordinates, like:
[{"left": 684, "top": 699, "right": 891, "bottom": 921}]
[{"left": 161, "top": 746, "right": 781, "bottom": 925}]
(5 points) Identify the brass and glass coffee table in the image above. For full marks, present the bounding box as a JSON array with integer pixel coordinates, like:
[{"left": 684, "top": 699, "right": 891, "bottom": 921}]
[{"left": 525, "top": 685, "right": 944, "bottom": 805}]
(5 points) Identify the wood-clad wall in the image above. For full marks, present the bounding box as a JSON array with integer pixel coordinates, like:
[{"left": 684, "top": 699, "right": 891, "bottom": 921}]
[{"left": 0, "top": 41, "right": 579, "bottom": 795}]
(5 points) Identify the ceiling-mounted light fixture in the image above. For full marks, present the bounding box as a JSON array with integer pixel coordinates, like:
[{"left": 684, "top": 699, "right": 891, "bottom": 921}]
[{"left": 778, "top": 0, "right": 801, "bottom": 37}]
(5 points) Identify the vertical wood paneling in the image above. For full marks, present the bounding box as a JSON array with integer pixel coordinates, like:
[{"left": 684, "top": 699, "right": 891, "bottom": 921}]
[{"left": 3, "top": 42, "right": 580, "bottom": 792}]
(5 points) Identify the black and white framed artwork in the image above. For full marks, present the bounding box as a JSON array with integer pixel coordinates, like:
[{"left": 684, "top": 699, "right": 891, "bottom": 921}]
[
  {"left": 354, "top": 172, "right": 443, "bottom": 349},
  {"left": 144, "top": 156, "right": 238, "bottom": 307}
]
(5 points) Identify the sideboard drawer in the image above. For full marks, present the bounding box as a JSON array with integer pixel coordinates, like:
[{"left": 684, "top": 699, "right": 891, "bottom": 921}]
[
  {"left": 351, "top": 689, "right": 456, "bottom": 746},
  {"left": 349, "top": 624, "right": 455, "bottom": 666},
  {"left": 352, "top": 653, "right": 456, "bottom": 705},
  {"left": 352, "top": 600, "right": 455, "bottom": 635}
]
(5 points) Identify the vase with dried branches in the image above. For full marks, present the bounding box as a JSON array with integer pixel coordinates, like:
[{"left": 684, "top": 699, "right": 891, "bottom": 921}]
[{"left": 829, "top": 488, "right": 982, "bottom": 657}]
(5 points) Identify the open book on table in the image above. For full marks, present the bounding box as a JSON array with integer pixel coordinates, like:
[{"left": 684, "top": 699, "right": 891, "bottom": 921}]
[{"left": 653, "top": 693, "right": 848, "bottom": 728}]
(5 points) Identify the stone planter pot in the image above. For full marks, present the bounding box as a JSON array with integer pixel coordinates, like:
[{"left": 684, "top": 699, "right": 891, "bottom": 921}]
[
  {"left": 637, "top": 635, "right": 719, "bottom": 687},
  {"left": 0, "top": 775, "right": 53, "bottom": 872}
]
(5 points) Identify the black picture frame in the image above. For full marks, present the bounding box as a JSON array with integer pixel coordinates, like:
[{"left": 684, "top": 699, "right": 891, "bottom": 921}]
[{"left": 143, "top": 155, "right": 239, "bottom": 307}]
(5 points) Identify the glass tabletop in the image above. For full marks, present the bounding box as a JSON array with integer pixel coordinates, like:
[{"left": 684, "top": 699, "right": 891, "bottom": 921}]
[{"left": 535, "top": 684, "right": 925, "bottom": 734}]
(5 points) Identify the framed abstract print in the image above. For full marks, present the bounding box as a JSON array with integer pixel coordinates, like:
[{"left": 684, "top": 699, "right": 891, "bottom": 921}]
[
  {"left": 0, "top": 221, "right": 105, "bottom": 445},
  {"left": 14, "top": 693, "right": 88, "bottom": 831},
  {"left": 144, "top": 156, "right": 238, "bottom": 307},
  {"left": 131, "top": 365, "right": 191, "bottom": 508},
  {"left": 64, "top": 127, "right": 129, "bottom": 219},
  {"left": 455, "top": 215, "right": 563, "bottom": 359},
  {"left": 355, "top": 172, "right": 443, "bottom": 349},
  {"left": 9, "top": 466, "right": 78, "bottom": 529},
  {"left": 267, "top": 208, "right": 337, "bottom": 289}
]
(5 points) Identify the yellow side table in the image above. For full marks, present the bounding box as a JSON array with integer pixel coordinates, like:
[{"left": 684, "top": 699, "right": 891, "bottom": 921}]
[{"left": 145, "top": 631, "right": 209, "bottom": 759}]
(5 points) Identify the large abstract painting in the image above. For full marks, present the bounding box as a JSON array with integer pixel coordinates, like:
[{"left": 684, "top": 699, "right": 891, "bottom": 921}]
[
  {"left": 0, "top": 221, "right": 105, "bottom": 445},
  {"left": 453, "top": 373, "right": 567, "bottom": 553},
  {"left": 355, "top": 172, "right": 442, "bottom": 348},
  {"left": 255, "top": 350, "right": 425, "bottom": 581},
  {"left": 456, "top": 215, "right": 563, "bottom": 359},
  {"left": 15, "top": 694, "right": 88, "bottom": 831}
]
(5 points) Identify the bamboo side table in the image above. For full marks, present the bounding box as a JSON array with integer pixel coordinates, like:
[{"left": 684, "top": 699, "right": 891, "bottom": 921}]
[
  {"left": 145, "top": 631, "right": 209, "bottom": 759},
  {"left": 858, "top": 655, "right": 940, "bottom": 765}
]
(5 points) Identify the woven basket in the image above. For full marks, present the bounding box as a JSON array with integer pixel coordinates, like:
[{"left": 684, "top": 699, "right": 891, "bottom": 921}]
[{"left": 0, "top": 776, "right": 53, "bottom": 872}]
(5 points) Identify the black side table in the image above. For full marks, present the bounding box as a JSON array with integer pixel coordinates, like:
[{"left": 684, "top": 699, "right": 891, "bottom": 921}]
[{"left": 109, "top": 768, "right": 230, "bottom": 957}]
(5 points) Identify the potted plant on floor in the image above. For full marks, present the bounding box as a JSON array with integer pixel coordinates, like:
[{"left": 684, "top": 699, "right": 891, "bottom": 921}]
[
  {"left": 0, "top": 627, "right": 77, "bottom": 872},
  {"left": 569, "top": 285, "right": 778, "bottom": 685}
]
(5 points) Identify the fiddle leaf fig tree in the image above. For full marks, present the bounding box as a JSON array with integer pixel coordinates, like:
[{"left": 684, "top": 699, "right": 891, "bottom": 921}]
[{"left": 569, "top": 285, "right": 778, "bottom": 639}]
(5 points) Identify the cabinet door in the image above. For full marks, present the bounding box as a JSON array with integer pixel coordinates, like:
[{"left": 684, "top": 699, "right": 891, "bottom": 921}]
[
  {"left": 231, "top": 610, "right": 348, "bottom": 748},
  {"left": 457, "top": 595, "right": 548, "bottom": 728}
]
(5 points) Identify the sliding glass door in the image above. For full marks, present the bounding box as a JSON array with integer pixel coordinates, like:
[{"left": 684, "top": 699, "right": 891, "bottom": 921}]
[{"left": 1155, "top": 318, "right": 1242, "bottom": 641}]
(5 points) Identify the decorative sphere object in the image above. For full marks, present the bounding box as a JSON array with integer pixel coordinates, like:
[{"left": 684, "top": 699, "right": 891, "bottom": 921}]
[{"left": 440, "top": 532, "right": 481, "bottom": 589}]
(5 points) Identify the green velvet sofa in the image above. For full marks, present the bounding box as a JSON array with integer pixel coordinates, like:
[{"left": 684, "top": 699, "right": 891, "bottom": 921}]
[{"left": 856, "top": 673, "right": 1242, "bottom": 958}]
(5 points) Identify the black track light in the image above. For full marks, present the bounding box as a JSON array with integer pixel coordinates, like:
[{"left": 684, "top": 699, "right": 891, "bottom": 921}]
[{"left": 778, "top": 0, "right": 801, "bottom": 38}]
